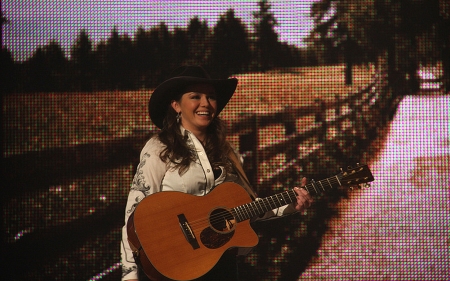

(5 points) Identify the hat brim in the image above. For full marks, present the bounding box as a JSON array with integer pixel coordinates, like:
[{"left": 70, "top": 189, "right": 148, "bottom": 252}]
[{"left": 149, "top": 76, "right": 238, "bottom": 129}]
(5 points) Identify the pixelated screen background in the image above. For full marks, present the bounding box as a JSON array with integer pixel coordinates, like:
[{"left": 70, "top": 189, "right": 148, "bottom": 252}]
[{"left": 2, "top": 1, "right": 449, "bottom": 280}]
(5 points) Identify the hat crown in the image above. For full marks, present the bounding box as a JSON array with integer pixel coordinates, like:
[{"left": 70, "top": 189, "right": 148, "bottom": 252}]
[{"left": 169, "top": 65, "right": 211, "bottom": 80}]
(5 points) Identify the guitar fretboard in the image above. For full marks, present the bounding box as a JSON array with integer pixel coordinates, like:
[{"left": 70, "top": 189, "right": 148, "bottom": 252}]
[{"left": 231, "top": 174, "right": 342, "bottom": 222}]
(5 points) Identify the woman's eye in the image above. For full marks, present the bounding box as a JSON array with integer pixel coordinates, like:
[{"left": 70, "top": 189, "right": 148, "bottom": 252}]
[{"left": 190, "top": 94, "right": 201, "bottom": 99}]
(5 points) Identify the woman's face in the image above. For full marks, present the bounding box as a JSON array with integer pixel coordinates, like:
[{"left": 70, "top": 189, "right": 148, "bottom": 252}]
[{"left": 171, "top": 83, "right": 218, "bottom": 135}]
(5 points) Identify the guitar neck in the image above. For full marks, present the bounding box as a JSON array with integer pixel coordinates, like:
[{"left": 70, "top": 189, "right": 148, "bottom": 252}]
[{"left": 231, "top": 174, "right": 342, "bottom": 222}]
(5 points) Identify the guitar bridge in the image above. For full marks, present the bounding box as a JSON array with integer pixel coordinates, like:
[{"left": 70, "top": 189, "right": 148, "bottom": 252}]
[{"left": 178, "top": 214, "right": 200, "bottom": 250}]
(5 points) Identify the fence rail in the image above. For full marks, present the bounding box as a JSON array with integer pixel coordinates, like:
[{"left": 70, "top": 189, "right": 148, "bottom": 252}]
[{"left": 4, "top": 72, "right": 399, "bottom": 280}]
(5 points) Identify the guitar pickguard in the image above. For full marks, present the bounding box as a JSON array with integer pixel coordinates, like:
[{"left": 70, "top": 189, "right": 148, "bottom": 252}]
[
  {"left": 200, "top": 227, "right": 234, "bottom": 249},
  {"left": 200, "top": 208, "right": 235, "bottom": 249}
]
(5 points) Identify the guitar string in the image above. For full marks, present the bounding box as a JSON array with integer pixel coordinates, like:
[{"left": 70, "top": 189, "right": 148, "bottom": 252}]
[
  {"left": 187, "top": 176, "right": 344, "bottom": 228},
  {"left": 192, "top": 176, "right": 342, "bottom": 227},
  {"left": 188, "top": 169, "right": 368, "bottom": 228},
  {"left": 185, "top": 189, "right": 297, "bottom": 228},
  {"left": 186, "top": 176, "right": 344, "bottom": 230},
  {"left": 185, "top": 190, "right": 298, "bottom": 230}
]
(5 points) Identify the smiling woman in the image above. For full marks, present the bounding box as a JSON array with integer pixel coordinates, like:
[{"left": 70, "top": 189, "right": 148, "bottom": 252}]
[{"left": 120, "top": 65, "right": 312, "bottom": 281}]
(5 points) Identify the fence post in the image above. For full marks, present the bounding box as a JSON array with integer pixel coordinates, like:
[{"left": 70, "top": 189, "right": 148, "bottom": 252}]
[
  {"left": 239, "top": 113, "right": 258, "bottom": 188},
  {"left": 284, "top": 106, "right": 297, "bottom": 163},
  {"left": 315, "top": 99, "right": 327, "bottom": 142},
  {"left": 334, "top": 94, "right": 342, "bottom": 132}
]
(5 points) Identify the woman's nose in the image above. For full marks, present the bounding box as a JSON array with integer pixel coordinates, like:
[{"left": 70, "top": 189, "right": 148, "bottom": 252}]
[{"left": 200, "top": 95, "right": 210, "bottom": 106}]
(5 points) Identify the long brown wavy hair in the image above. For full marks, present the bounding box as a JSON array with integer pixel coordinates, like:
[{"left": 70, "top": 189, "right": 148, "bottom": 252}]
[{"left": 157, "top": 102, "right": 232, "bottom": 175}]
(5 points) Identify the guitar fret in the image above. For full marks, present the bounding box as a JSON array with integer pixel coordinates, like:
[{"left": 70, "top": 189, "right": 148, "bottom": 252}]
[
  {"left": 272, "top": 195, "right": 279, "bottom": 208},
  {"left": 289, "top": 190, "right": 297, "bottom": 202},
  {"left": 255, "top": 200, "right": 263, "bottom": 213},
  {"left": 268, "top": 196, "right": 276, "bottom": 209},
  {"left": 335, "top": 175, "right": 341, "bottom": 186},
  {"left": 248, "top": 202, "right": 255, "bottom": 217},
  {"left": 239, "top": 205, "right": 247, "bottom": 220},
  {"left": 255, "top": 201, "right": 262, "bottom": 215},
  {"left": 326, "top": 178, "right": 332, "bottom": 189},
  {"left": 291, "top": 190, "right": 297, "bottom": 203},
  {"left": 234, "top": 206, "right": 243, "bottom": 221},
  {"left": 239, "top": 206, "right": 247, "bottom": 220},
  {"left": 305, "top": 184, "right": 312, "bottom": 194},
  {"left": 248, "top": 203, "right": 255, "bottom": 218},
  {"left": 310, "top": 179, "right": 318, "bottom": 194},
  {"left": 254, "top": 200, "right": 263, "bottom": 215},
  {"left": 243, "top": 205, "right": 251, "bottom": 220},
  {"left": 232, "top": 207, "right": 239, "bottom": 221},
  {"left": 249, "top": 202, "right": 257, "bottom": 217},
  {"left": 281, "top": 192, "right": 289, "bottom": 205},
  {"left": 318, "top": 180, "right": 325, "bottom": 191},
  {"left": 275, "top": 194, "right": 282, "bottom": 206},
  {"left": 287, "top": 191, "right": 294, "bottom": 204},
  {"left": 231, "top": 209, "right": 236, "bottom": 220},
  {"left": 261, "top": 199, "right": 270, "bottom": 212}
]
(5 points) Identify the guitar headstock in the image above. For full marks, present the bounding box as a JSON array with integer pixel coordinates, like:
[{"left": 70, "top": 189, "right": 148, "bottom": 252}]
[{"left": 339, "top": 164, "right": 374, "bottom": 189}]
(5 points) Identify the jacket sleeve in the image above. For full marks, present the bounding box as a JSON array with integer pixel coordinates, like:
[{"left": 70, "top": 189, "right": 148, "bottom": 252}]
[{"left": 121, "top": 138, "right": 168, "bottom": 281}]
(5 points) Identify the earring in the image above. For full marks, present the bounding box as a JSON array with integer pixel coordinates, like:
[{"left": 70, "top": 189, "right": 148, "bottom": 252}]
[{"left": 176, "top": 112, "right": 181, "bottom": 123}]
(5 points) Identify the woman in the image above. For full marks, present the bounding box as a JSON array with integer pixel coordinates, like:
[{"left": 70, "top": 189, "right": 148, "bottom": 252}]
[{"left": 121, "top": 66, "right": 312, "bottom": 281}]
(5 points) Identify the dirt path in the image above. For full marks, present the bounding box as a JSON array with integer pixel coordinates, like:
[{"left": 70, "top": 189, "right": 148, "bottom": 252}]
[{"left": 299, "top": 95, "right": 450, "bottom": 280}]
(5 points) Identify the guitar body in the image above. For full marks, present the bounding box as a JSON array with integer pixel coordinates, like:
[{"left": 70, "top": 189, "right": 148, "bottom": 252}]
[{"left": 128, "top": 182, "right": 259, "bottom": 281}]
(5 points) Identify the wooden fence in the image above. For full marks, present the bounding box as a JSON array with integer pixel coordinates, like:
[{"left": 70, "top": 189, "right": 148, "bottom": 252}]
[
  {"left": 232, "top": 72, "right": 394, "bottom": 194},
  {"left": 3, "top": 72, "right": 399, "bottom": 280}
]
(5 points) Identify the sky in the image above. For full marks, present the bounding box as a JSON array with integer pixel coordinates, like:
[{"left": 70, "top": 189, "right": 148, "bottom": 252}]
[{"left": 2, "top": 0, "right": 317, "bottom": 62}]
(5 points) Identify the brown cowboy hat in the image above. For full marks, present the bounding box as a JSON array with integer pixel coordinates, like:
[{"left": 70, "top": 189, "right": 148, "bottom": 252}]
[{"left": 149, "top": 65, "right": 238, "bottom": 129}]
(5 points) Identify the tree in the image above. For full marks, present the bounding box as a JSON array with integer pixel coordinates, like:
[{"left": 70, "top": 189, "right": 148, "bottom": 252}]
[
  {"left": 133, "top": 26, "right": 153, "bottom": 89},
  {"left": 104, "top": 27, "right": 134, "bottom": 90},
  {"left": 310, "top": 1, "right": 341, "bottom": 64},
  {"left": 172, "top": 27, "right": 190, "bottom": 67},
  {"left": 186, "top": 17, "right": 212, "bottom": 67},
  {"left": 253, "top": 0, "right": 281, "bottom": 71},
  {"left": 105, "top": 27, "right": 122, "bottom": 89},
  {"left": 25, "top": 41, "right": 68, "bottom": 92},
  {"left": 209, "top": 9, "right": 251, "bottom": 77},
  {"left": 277, "top": 42, "right": 304, "bottom": 68},
  {"left": 151, "top": 22, "right": 173, "bottom": 83},
  {"left": 92, "top": 40, "right": 108, "bottom": 90},
  {"left": 1, "top": 12, "right": 16, "bottom": 94},
  {"left": 71, "top": 29, "right": 93, "bottom": 91},
  {"left": 1, "top": 47, "right": 15, "bottom": 94},
  {"left": 311, "top": 0, "right": 449, "bottom": 93}
]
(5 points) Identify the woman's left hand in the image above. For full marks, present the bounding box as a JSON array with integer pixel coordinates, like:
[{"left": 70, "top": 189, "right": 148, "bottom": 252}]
[{"left": 293, "top": 177, "right": 313, "bottom": 212}]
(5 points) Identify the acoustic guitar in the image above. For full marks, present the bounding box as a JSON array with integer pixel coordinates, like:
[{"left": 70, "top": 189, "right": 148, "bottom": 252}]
[{"left": 127, "top": 164, "right": 374, "bottom": 280}]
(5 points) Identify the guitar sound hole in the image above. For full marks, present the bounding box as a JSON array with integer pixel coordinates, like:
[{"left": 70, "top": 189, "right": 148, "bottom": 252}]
[{"left": 209, "top": 208, "right": 236, "bottom": 234}]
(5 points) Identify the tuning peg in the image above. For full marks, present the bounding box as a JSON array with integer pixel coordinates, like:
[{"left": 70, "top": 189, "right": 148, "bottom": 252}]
[{"left": 357, "top": 183, "right": 370, "bottom": 189}]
